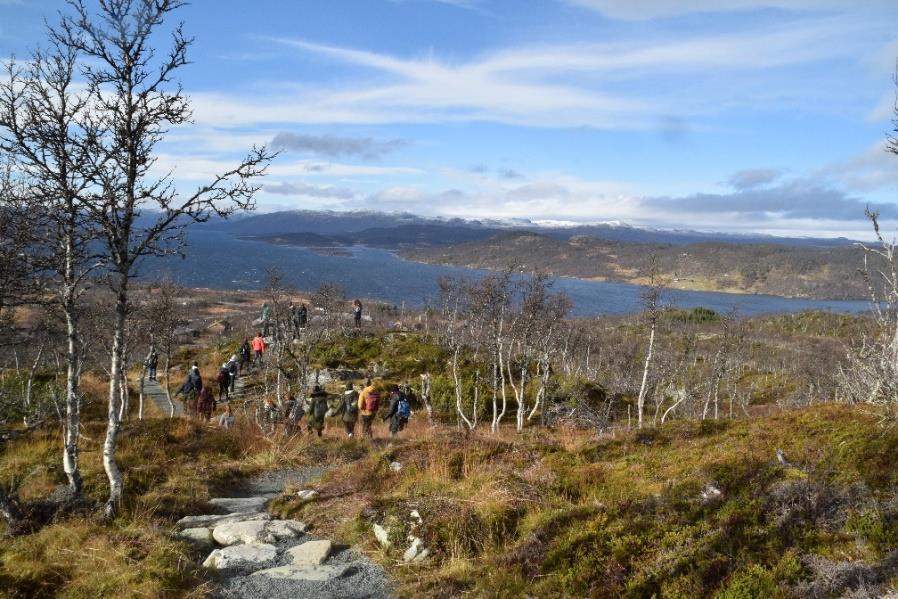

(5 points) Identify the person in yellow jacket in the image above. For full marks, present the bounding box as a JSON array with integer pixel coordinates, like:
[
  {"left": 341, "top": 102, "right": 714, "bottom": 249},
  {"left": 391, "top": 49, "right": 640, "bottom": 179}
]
[{"left": 357, "top": 379, "right": 381, "bottom": 438}]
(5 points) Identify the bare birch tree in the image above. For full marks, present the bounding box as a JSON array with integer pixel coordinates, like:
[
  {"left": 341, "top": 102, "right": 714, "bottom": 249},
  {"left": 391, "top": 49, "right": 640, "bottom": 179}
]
[{"left": 50, "top": 0, "right": 272, "bottom": 517}]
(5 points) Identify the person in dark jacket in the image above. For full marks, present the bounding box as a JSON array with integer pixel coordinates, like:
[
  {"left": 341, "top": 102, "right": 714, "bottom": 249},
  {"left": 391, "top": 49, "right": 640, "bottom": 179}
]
[
  {"left": 306, "top": 385, "right": 329, "bottom": 437},
  {"left": 382, "top": 384, "right": 410, "bottom": 436},
  {"left": 217, "top": 363, "right": 230, "bottom": 402},
  {"left": 297, "top": 303, "right": 308, "bottom": 329},
  {"left": 145, "top": 346, "right": 159, "bottom": 381},
  {"left": 197, "top": 386, "right": 215, "bottom": 422},
  {"left": 238, "top": 338, "right": 251, "bottom": 370},
  {"left": 330, "top": 383, "right": 359, "bottom": 437},
  {"left": 226, "top": 355, "right": 239, "bottom": 393}
]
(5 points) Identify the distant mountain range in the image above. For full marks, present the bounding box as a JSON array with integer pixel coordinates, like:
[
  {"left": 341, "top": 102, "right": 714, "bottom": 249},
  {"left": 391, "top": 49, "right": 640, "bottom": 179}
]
[{"left": 204, "top": 209, "right": 857, "bottom": 248}]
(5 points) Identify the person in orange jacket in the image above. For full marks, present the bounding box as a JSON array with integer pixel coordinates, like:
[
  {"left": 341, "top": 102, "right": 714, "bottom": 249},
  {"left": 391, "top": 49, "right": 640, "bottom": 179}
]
[
  {"left": 251, "top": 331, "right": 266, "bottom": 369},
  {"left": 357, "top": 379, "right": 381, "bottom": 438}
]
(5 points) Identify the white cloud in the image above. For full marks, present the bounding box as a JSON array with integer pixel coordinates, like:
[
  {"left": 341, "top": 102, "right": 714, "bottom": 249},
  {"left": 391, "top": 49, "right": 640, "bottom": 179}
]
[
  {"left": 187, "top": 19, "right": 864, "bottom": 131},
  {"left": 264, "top": 182, "right": 357, "bottom": 199},
  {"left": 818, "top": 142, "right": 898, "bottom": 192},
  {"left": 562, "top": 0, "right": 897, "bottom": 20}
]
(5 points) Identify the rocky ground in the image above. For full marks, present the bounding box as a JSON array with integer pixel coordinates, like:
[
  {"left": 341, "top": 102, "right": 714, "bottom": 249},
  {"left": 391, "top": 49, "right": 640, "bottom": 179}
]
[{"left": 174, "top": 468, "right": 393, "bottom": 599}]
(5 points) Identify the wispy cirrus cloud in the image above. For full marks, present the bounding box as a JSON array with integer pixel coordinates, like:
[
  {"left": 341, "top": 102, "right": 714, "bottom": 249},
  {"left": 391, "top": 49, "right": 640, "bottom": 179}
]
[{"left": 187, "top": 17, "right": 866, "bottom": 131}]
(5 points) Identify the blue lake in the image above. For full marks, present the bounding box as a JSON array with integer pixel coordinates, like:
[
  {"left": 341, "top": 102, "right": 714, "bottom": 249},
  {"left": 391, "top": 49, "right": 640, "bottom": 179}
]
[{"left": 139, "top": 230, "right": 872, "bottom": 318}]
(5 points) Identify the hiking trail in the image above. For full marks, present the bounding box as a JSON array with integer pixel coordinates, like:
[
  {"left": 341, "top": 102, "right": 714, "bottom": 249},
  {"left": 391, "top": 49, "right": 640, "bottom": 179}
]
[
  {"left": 142, "top": 378, "right": 183, "bottom": 417},
  {"left": 174, "top": 468, "right": 393, "bottom": 599}
]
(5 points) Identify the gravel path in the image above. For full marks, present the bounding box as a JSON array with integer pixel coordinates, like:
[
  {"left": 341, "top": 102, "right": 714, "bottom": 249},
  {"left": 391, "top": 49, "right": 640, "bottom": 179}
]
[{"left": 193, "top": 468, "right": 393, "bottom": 599}]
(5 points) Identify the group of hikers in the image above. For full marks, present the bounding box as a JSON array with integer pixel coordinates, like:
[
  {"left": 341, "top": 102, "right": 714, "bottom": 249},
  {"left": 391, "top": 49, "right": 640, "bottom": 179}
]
[
  {"left": 262, "top": 379, "right": 413, "bottom": 438},
  {"left": 162, "top": 294, "right": 411, "bottom": 437},
  {"left": 257, "top": 298, "right": 364, "bottom": 338}
]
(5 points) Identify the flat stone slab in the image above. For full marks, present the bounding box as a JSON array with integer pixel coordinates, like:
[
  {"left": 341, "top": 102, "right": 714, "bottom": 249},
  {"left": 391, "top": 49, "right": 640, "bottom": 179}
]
[
  {"left": 251, "top": 564, "right": 351, "bottom": 581},
  {"left": 209, "top": 497, "right": 269, "bottom": 513},
  {"left": 267, "top": 519, "right": 307, "bottom": 540},
  {"left": 287, "top": 539, "right": 332, "bottom": 566},
  {"left": 176, "top": 527, "right": 214, "bottom": 549},
  {"left": 213, "top": 520, "right": 274, "bottom": 546},
  {"left": 175, "top": 511, "right": 269, "bottom": 530},
  {"left": 202, "top": 543, "right": 278, "bottom": 570}
]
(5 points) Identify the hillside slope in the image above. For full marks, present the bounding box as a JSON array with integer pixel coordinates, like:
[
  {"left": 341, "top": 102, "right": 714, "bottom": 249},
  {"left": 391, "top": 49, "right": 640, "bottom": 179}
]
[{"left": 400, "top": 232, "right": 868, "bottom": 299}]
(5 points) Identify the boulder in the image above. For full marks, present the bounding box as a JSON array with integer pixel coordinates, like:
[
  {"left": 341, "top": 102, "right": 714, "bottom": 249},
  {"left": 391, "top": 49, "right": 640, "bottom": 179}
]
[
  {"left": 287, "top": 540, "right": 332, "bottom": 566},
  {"left": 176, "top": 527, "right": 214, "bottom": 549},
  {"left": 208, "top": 497, "right": 269, "bottom": 514},
  {"left": 213, "top": 520, "right": 274, "bottom": 546},
  {"left": 373, "top": 523, "right": 391, "bottom": 548},
  {"left": 296, "top": 489, "right": 318, "bottom": 500},
  {"left": 389, "top": 461, "right": 402, "bottom": 472},
  {"left": 252, "top": 564, "right": 350, "bottom": 581},
  {"left": 175, "top": 511, "right": 270, "bottom": 530},
  {"left": 202, "top": 543, "right": 278, "bottom": 570},
  {"left": 267, "top": 519, "right": 307, "bottom": 540}
]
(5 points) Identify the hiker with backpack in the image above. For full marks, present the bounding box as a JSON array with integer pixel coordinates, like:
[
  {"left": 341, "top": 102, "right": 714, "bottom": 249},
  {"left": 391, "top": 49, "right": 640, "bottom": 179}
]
[
  {"left": 329, "top": 382, "right": 360, "bottom": 437},
  {"left": 251, "top": 331, "right": 266, "bottom": 369},
  {"left": 217, "top": 363, "right": 230, "bottom": 402},
  {"left": 145, "top": 346, "right": 158, "bottom": 381},
  {"left": 383, "top": 384, "right": 411, "bottom": 436},
  {"left": 238, "top": 338, "right": 251, "bottom": 371},
  {"left": 176, "top": 363, "right": 203, "bottom": 416},
  {"left": 358, "top": 379, "right": 381, "bottom": 438},
  {"left": 306, "top": 385, "right": 330, "bottom": 437},
  {"left": 226, "top": 355, "right": 239, "bottom": 393}
]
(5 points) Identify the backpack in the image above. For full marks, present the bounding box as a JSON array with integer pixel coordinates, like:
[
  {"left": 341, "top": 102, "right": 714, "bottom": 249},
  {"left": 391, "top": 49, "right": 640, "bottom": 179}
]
[
  {"left": 397, "top": 397, "right": 411, "bottom": 419},
  {"left": 217, "top": 368, "right": 229, "bottom": 383},
  {"left": 313, "top": 397, "right": 328, "bottom": 419},
  {"left": 345, "top": 393, "right": 359, "bottom": 415},
  {"left": 364, "top": 390, "right": 380, "bottom": 413}
]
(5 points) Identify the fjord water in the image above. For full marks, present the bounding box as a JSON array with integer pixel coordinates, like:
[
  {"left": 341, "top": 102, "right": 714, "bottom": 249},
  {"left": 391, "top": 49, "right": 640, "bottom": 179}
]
[{"left": 141, "top": 230, "right": 870, "bottom": 317}]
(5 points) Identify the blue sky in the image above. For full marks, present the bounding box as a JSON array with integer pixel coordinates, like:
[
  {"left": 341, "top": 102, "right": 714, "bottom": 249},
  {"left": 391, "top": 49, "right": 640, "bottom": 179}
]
[{"left": 3, "top": 0, "right": 898, "bottom": 238}]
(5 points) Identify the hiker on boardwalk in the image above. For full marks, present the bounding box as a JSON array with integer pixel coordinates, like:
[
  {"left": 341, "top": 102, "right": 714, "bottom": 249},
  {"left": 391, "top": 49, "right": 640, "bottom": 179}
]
[
  {"left": 329, "top": 382, "right": 359, "bottom": 437},
  {"left": 383, "top": 384, "right": 411, "bottom": 436},
  {"left": 307, "top": 385, "right": 329, "bottom": 437},
  {"left": 197, "top": 385, "right": 215, "bottom": 422},
  {"left": 238, "top": 338, "right": 251, "bottom": 371},
  {"left": 297, "top": 303, "right": 308, "bottom": 329},
  {"left": 353, "top": 299, "right": 363, "bottom": 329},
  {"left": 261, "top": 302, "right": 271, "bottom": 336},
  {"left": 145, "top": 346, "right": 158, "bottom": 381},
  {"left": 217, "top": 363, "right": 230, "bottom": 402},
  {"left": 358, "top": 379, "right": 381, "bottom": 438},
  {"left": 251, "top": 331, "right": 266, "bottom": 369},
  {"left": 218, "top": 403, "right": 235, "bottom": 429},
  {"left": 226, "top": 354, "right": 239, "bottom": 393}
]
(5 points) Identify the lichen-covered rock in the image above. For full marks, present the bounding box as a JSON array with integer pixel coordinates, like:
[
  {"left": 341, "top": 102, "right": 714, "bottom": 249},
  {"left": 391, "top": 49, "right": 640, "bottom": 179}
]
[
  {"left": 202, "top": 543, "right": 278, "bottom": 570},
  {"left": 213, "top": 520, "right": 274, "bottom": 546},
  {"left": 267, "top": 519, "right": 307, "bottom": 540},
  {"left": 403, "top": 536, "right": 424, "bottom": 562}
]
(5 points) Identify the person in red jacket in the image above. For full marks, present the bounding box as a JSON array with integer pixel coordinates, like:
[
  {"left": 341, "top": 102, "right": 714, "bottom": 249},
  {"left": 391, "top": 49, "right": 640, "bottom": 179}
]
[{"left": 251, "top": 331, "right": 266, "bottom": 369}]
